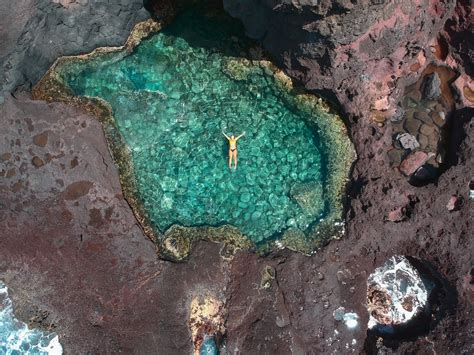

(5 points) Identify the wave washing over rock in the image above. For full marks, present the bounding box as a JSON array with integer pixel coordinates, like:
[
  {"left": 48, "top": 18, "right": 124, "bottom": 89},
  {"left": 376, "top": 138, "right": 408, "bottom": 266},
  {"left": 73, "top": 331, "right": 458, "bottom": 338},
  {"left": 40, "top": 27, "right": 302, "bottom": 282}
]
[
  {"left": 0, "top": 282, "right": 62, "bottom": 354},
  {"left": 367, "top": 256, "right": 432, "bottom": 331}
]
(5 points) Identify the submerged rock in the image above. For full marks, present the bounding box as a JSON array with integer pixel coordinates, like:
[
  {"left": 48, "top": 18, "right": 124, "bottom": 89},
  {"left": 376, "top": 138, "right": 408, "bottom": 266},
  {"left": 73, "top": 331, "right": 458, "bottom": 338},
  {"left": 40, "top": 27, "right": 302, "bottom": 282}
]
[
  {"left": 290, "top": 181, "right": 324, "bottom": 217},
  {"left": 367, "top": 256, "right": 431, "bottom": 329}
]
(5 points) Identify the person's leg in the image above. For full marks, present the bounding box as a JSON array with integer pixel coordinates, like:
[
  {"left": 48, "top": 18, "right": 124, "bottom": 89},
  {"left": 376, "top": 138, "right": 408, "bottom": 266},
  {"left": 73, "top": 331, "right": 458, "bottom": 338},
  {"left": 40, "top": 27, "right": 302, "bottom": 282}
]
[
  {"left": 233, "top": 150, "right": 238, "bottom": 170},
  {"left": 228, "top": 150, "right": 232, "bottom": 169}
]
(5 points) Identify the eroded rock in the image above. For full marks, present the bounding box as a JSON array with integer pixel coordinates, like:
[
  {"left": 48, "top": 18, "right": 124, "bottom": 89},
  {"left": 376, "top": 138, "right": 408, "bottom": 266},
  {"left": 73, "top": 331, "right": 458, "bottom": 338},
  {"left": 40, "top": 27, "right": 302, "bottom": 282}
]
[{"left": 422, "top": 73, "right": 442, "bottom": 101}]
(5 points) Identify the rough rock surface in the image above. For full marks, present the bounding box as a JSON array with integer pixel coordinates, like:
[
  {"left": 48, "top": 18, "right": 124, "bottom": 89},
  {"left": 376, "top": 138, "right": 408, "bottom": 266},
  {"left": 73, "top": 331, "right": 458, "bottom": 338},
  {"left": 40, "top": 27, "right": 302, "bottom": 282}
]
[
  {"left": 223, "top": 0, "right": 457, "bottom": 120},
  {"left": 1, "top": 94, "right": 472, "bottom": 354},
  {"left": 0, "top": 95, "right": 233, "bottom": 353},
  {"left": 0, "top": 0, "right": 149, "bottom": 92},
  {"left": 0, "top": 0, "right": 473, "bottom": 354}
]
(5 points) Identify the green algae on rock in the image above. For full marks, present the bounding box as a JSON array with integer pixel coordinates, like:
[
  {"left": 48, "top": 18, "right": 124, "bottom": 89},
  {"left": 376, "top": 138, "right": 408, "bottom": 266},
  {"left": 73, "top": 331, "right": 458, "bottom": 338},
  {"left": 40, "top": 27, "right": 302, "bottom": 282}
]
[{"left": 33, "top": 7, "right": 355, "bottom": 258}]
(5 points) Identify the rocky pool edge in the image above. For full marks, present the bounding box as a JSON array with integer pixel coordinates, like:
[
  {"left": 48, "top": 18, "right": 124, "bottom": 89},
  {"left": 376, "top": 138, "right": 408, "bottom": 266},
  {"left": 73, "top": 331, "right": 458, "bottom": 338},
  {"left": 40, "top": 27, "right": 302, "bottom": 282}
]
[{"left": 31, "top": 18, "right": 356, "bottom": 260}]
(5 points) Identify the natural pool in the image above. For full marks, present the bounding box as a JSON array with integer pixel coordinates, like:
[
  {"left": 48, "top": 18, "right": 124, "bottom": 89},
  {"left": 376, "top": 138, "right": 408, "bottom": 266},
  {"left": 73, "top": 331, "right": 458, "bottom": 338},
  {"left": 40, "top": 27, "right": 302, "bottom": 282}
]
[{"left": 35, "top": 7, "right": 354, "bottom": 251}]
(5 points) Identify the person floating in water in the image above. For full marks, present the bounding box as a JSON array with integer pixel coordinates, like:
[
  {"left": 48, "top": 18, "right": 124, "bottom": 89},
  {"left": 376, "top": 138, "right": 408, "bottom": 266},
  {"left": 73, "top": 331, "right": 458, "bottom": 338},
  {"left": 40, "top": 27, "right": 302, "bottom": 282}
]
[{"left": 222, "top": 131, "right": 245, "bottom": 170}]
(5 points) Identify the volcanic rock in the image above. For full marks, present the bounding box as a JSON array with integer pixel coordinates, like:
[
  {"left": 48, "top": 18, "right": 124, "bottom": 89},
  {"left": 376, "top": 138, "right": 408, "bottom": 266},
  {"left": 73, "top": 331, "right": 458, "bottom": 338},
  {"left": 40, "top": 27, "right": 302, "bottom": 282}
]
[
  {"left": 397, "top": 133, "right": 420, "bottom": 150},
  {"left": 31, "top": 156, "right": 45, "bottom": 167},
  {"left": 0, "top": 0, "right": 149, "bottom": 91},
  {"left": 223, "top": 0, "right": 456, "bottom": 119},
  {"left": 290, "top": 181, "right": 324, "bottom": 217},
  {"left": 422, "top": 73, "right": 442, "bottom": 101},
  {"left": 399, "top": 151, "right": 431, "bottom": 176},
  {"left": 386, "top": 207, "right": 407, "bottom": 223},
  {"left": 446, "top": 195, "right": 462, "bottom": 211}
]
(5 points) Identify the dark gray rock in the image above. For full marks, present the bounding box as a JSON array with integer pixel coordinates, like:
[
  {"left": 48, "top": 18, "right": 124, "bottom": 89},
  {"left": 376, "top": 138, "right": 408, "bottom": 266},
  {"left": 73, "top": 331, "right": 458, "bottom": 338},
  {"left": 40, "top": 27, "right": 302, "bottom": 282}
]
[
  {"left": 1, "top": 0, "right": 150, "bottom": 92},
  {"left": 422, "top": 73, "right": 442, "bottom": 101}
]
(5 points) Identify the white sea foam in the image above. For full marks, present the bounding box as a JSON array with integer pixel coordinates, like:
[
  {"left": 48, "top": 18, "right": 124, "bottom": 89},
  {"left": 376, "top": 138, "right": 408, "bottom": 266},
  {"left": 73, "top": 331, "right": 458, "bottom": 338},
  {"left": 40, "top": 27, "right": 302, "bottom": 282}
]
[
  {"left": 367, "top": 255, "right": 430, "bottom": 329},
  {"left": 0, "top": 281, "right": 63, "bottom": 355}
]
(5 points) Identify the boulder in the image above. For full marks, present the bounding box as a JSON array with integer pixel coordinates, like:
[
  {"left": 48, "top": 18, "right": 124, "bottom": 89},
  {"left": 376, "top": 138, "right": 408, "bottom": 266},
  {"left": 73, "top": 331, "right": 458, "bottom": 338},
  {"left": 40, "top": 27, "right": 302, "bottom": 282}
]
[
  {"left": 290, "top": 181, "right": 324, "bottom": 217},
  {"left": 399, "top": 151, "right": 431, "bottom": 176},
  {"left": 403, "top": 119, "right": 422, "bottom": 136},
  {"left": 422, "top": 73, "right": 442, "bottom": 101},
  {"left": 397, "top": 133, "right": 420, "bottom": 150}
]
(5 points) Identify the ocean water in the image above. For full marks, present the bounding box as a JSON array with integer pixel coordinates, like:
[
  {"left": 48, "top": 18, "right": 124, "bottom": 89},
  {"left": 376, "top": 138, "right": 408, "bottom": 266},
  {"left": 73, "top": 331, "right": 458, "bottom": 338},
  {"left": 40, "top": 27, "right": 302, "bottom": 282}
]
[
  {"left": 200, "top": 336, "right": 218, "bottom": 355},
  {"left": 61, "top": 8, "right": 335, "bottom": 244},
  {"left": 0, "top": 282, "right": 62, "bottom": 355}
]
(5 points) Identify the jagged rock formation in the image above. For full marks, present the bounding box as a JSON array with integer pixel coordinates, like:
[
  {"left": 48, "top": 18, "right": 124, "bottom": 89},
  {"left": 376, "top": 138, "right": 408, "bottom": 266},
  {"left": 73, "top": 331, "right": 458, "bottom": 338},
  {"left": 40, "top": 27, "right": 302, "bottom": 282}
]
[
  {"left": 0, "top": 0, "right": 472, "bottom": 354},
  {"left": 223, "top": 0, "right": 457, "bottom": 120},
  {"left": 0, "top": 0, "right": 149, "bottom": 92}
]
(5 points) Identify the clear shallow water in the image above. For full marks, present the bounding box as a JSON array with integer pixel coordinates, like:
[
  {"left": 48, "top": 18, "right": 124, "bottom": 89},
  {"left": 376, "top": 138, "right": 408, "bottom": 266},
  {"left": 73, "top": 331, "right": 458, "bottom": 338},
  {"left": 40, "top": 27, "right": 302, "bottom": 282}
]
[
  {"left": 0, "top": 282, "right": 62, "bottom": 355},
  {"left": 61, "top": 8, "right": 332, "bottom": 243},
  {"left": 200, "top": 336, "right": 218, "bottom": 355}
]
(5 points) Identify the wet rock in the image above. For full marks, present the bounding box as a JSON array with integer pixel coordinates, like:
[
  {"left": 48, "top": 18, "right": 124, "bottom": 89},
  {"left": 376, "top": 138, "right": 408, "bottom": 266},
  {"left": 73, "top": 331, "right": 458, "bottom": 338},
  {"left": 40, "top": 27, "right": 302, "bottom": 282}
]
[
  {"left": 446, "top": 195, "right": 462, "bottom": 211},
  {"left": 290, "top": 181, "right": 324, "bottom": 217},
  {"left": 403, "top": 119, "right": 422, "bottom": 136},
  {"left": 414, "top": 111, "right": 432, "bottom": 124},
  {"left": 432, "top": 111, "right": 446, "bottom": 127},
  {"left": 422, "top": 73, "right": 442, "bottom": 101},
  {"left": 399, "top": 151, "right": 431, "bottom": 176},
  {"left": 397, "top": 133, "right": 420, "bottom": 150},
  {"left": 367, "top": 256, "right": 431, "bottom": 329}
]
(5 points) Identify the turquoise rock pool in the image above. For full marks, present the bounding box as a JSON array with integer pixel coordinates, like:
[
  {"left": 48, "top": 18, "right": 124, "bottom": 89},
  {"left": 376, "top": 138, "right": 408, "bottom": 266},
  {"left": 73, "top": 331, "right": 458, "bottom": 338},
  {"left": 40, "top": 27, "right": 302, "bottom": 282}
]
[{"left": 41, "top": 7, "right": 354, "bottom": 250}]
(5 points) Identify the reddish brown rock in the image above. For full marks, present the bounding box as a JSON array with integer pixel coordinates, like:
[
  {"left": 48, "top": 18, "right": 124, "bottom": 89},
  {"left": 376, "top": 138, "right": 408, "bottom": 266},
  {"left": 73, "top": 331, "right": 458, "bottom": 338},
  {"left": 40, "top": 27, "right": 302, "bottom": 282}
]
[
  {"left": 0, "top": 152, "right": 12, "bottom": 161},
  {"left": 399, "top": 151, "right": 430, "bottom": 176},
  {"left": 223, "top": 0, "right": 456, "bottom": 120},
  {"left": 63, "top": 181, "right": 93, "bottom": 200},
  {"left": 387, "top": 207, "right": 407, "bottom": 222},
  {"left": 31, "top": 156, "right": 45, "bottom": 167},
  {"left": 446, "top": 195, "right": 462, "bottom": 211},
  {"left": 33, "top": 132, "right": 48, "bottom": 147}
]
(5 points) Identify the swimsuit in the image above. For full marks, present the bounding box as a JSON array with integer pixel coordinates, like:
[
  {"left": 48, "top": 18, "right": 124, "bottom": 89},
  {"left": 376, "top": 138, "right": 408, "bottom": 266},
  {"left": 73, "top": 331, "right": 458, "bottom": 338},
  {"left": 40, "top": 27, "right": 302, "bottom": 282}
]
[{"left": 229, "top": 139, "right": 237, "bottom": 152}]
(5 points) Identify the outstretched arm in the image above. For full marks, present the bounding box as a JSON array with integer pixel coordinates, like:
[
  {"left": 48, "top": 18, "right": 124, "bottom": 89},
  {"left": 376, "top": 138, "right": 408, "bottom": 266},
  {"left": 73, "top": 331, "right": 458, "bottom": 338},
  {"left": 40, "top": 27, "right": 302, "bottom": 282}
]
[
  {"left": 222, "top": 131, "right": 231, "bottom": 140},
  {"left": 236, "top": 132, "right": 246, "bottom": 140}
]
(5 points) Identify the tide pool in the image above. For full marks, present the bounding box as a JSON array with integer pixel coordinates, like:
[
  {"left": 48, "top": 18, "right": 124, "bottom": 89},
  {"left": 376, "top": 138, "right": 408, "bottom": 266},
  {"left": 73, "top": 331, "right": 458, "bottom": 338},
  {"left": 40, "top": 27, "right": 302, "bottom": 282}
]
[{"left": 52, "top": 6, "right": 355, "bottom": 248}]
